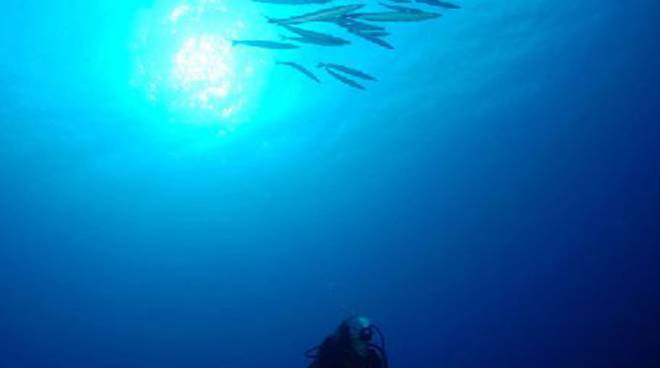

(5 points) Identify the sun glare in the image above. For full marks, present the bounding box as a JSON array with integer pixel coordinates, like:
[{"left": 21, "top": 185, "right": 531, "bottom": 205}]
[
  {"left": 169, "top": 4, "right": 191, "bottom": 23},
  {"left": 172, "top": 35, "right": 234, "bottom": 112},
  {"left": 132, "top": 0, "right": 264, "bottom": 127}
]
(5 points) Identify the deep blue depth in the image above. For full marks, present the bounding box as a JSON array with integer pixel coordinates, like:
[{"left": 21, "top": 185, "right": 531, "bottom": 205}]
[{"left": 1, "top": 1, "right": 659, "bottom": 367}]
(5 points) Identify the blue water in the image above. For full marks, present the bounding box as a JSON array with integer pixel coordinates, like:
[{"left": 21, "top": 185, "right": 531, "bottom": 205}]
[{"left": 1, "top": 0, "right": 659, "bottom": 367}]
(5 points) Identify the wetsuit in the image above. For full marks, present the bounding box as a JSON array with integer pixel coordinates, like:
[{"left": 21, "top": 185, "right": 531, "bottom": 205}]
[{"left": 308, "top": 335, "right": 384, "bottom": 368}]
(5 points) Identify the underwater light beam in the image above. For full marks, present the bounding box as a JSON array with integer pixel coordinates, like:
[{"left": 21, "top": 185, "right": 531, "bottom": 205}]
[{"left": 133, "top": 1, "right": 267, "bottom": 126}]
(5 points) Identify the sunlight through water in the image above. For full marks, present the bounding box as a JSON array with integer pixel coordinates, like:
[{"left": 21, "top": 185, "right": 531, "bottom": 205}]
[
  {"left": 173, "top": 35, "right": 233, "bottom": 115},
  {"left": 132, "top": 0, "right": 270, "bottom": 131}
]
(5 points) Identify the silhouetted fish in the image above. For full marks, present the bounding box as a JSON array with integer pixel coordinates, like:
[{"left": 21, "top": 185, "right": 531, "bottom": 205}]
[
  {"left": 348, "top": 10, "right": 440, "bottom": 22},
  {"left": 356, "top": 29, "right": 391, "bottom": 37},
  {"left": 325, "top": 68, "right": 366, "bottom": 90},
  {"left": 283, "top": 35, "right": 350, "bottom": 46},
  {"left": 318, "top": 63, "right": 377, "bottom": 81},
  {"left": 379, "top": 2, "right": 424, "bottom": 13},
  {"left": 280, "top": 24, "right": 350, "bottom": 46},
  {"left": 350, "top": 31, "right": 394, "bottom": 49},
  {"left": 268, "top": 4, "right": 365, "bottom": 25},
  {"left": 333, "top": 17, "right": 386, "bottom": 31},
  {"left": 276, "top": 61, "right": 320, "bottom": 82},
  {"left": 415, "top": 0, "right": 461, "bottom": 9},
  {"left": 232, "top": 40, "right": 300, "bottom": 49}
]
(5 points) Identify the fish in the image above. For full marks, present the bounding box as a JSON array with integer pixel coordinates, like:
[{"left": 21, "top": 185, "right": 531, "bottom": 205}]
[
  {"left": 282, "top": 35, "right": 350, "bottom": 46},
  {"left": 232, "top": 40, "right": 300, "bottom": 49},
  {"left": 279, "top": 24, "right": 350, "bottom": 46},
  {"left": 318, "top": 63, "right": 377, "bottom": 81},
  {"left": 332, "top": 17, "right": 386, "bottom": 32},
  {"left": 267, "top": 4, "right": 365, "bottom": 25},
  {"left": 276, "top": 61, "right": 320, "bottom": 82},
  {"left": 339, "top": 19, "right": 393, "bottom": 50},
  {"left": 414, "top": 0, "right": 461, "bottom": 9},
  {"left": 348, "top": 10, "right": 441, "bottom": 22},
  {"left": 350, "top": 31, "right": 394, "bottom": 49},
  {"left": 324, "top": 68, "right": 366, "bottom": 90},
  {"left": 379, "top": 2, "right": 424, "bottom": 13},
  {"left": 253, "top": 0, "right": 333, "bottom": 3},
  {"left": 355, "top": 29, "right": 391, "bottom": 37}
]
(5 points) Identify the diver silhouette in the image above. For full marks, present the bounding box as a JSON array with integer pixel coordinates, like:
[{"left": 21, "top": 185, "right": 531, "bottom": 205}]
[{"left": 305, "top": 316, "right": 388, "bottom": 368}]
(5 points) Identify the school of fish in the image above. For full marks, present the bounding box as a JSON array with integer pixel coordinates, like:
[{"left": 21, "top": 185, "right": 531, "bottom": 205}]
[{"left": 235, "top": 0, "right": 462, "bottom": 90}]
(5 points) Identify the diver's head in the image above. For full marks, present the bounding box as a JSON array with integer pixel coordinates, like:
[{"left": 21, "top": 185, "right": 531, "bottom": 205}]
[{"left": 339, "top": 315, "right": 373, "bottom": 357}]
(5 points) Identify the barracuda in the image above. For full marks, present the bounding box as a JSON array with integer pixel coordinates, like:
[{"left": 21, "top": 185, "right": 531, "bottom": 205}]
[
  {"left": 349, "top": 10, "right": 441, "bottom": 22},
  {"left": 268, "top": 4, "right": 365, "bottom": 25}
]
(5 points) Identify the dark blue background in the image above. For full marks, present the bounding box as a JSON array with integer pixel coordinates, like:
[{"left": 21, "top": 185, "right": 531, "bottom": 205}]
[{"left": 1, "top": 1, "right": 658, "bottom": 367}]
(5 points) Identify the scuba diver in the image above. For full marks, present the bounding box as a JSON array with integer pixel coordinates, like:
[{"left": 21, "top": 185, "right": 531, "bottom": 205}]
[{"left": 305, "top": 316, "right": 389, "bottom": 368}]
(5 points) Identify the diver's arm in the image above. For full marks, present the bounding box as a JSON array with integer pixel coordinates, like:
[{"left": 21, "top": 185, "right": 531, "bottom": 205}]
[{"left": 368, "top": 347, "right": 388, "bottom": 368}]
